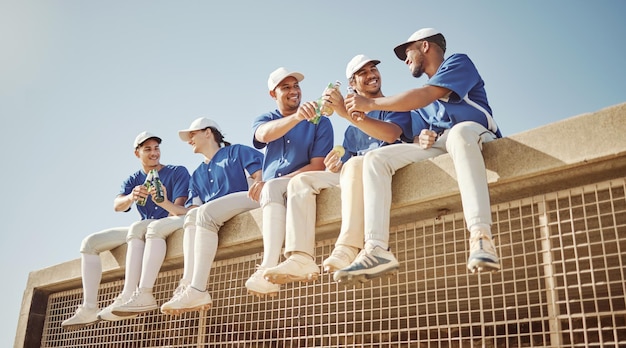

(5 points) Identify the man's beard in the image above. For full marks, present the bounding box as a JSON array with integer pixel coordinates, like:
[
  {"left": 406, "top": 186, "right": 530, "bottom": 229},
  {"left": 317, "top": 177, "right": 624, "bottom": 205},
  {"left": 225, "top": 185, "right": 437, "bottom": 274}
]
[
  {"left": 411, "top": 53, "right": 425, "bottom": 78},
  {"left": 411, "top": 64, "right": 424, "bottom": 78}
]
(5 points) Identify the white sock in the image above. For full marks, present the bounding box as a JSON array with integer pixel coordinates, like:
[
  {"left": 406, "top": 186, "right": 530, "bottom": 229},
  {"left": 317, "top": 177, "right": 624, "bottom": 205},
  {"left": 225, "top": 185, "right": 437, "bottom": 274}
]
[
  {"left": 138, "top": 238, "right": 166, "bottom": 289},
  {"left": 191, "top": 226, "right": 218, "bottom": 291},
  {"left": 81, "top": 253, "right": 102, "bottom": 308},
  {"left": 335, "top": 245, "right": 359, "bottom": 260},
  {"left": 121, "top": 239, "right": 144, "bottom": 297},
  {"left": 364, "top": 240, "right": 388, "bottom": 253},
  {"left": 469, "top": 223, "right": 492, "bottom": 239},
  {"left": 260, "top": 202, "right": 286, "bottom": 268},
  {"left": 181, "top": 225, "right": 196, "bottom": 282}
]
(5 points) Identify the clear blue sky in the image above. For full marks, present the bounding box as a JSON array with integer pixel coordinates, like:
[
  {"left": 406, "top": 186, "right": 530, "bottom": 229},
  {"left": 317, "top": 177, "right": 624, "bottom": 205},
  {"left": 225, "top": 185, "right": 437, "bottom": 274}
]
[{"left": 1, "top": 0, "right": 625, "bottom": 345}]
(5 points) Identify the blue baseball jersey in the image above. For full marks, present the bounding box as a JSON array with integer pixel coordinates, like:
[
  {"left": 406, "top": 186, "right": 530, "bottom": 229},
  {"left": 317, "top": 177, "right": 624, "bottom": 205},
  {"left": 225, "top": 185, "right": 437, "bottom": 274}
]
[
  {"left": 412, "top": 53, "right": 502, "bottom": 138},
  {"left": 341, "top": 110, "right": 412, "bottom": 162},
  {"left": 253, "top": 110, "right": 334, "bottom": 181},
  {"left": 186, "top": 144, "right": 263, "bottom": 207},
  {"left": 121, "top": 165, "right": 191, "bottom": 220}
]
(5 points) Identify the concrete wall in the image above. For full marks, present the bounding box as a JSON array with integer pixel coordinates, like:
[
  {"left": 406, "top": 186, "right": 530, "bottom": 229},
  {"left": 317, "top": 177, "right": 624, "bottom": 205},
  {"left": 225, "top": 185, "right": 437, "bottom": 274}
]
[{"left": 15, "top": 102, "right": 626, "bottom": 347}]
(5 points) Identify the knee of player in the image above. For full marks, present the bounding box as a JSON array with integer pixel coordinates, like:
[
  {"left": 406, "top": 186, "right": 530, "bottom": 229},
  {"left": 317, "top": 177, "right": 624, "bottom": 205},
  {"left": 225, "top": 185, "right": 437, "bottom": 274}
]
[
  {"left": 184, "top": 208, "right": 199, "bottom": 226},
  {"left": 287, "top": 174, "right": 316, "bottom": 192},
  {"left": 126, "top": 226, "right": 147, "bottom": 242},
  {"left": 362, "top": 148, "right": 387, "bottom": 167},
  {"left": 144, "top": 229, "right": 162, "bottom": 240},
  {"left": 196, "top": 209, "right": 219, "bottom": 232},
  {"left": 79, "top": 236, "right": 98, "bottom": 255},
  {"left": 447, "top": 122, "right": 482, "bottom": 145}
]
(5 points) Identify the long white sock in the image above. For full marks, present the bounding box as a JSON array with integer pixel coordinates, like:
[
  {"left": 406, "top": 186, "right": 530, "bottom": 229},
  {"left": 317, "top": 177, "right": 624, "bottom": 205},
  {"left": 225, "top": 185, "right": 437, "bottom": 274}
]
[
  {"left": 469, "top": 223, "right": 492, "bottom": 239},
  {"left": 191, "top": 226, "right": 218, "bottom": 291},
  {"left": 138, "top": 238, "right": 167, "bottom": 289},
  {"left": 81, "top": 253, "right": 102, "bottom": 308},
  {"left": 122, "top": 239, "right": 144, "bottom": 297},
  {"left": 260, "top": 202, "right": 286, "bottom": 268},
  {"left": 182, "top": 225, "right": 196, "bottom": 282}
]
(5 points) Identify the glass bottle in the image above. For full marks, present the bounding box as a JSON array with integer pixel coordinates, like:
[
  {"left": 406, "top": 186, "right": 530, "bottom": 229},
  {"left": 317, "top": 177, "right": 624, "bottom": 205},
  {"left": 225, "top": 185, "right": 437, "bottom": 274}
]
[
  {"left": 347, "top": 85, "right": 365, "bottom": 121},
  {"left": 150, "top": 169, "right": 165, "bottom": 203},
  {"left": 311, "top": 80, "right": 342, "bottom": 124},
  {"left": 136, "top": 171, "right": 153, "bottom": 206}
]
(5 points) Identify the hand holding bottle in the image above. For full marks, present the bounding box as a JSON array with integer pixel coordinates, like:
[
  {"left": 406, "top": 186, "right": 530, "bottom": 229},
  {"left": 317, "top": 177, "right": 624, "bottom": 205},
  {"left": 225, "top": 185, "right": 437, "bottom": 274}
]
[
  {"left": 311, "top": 80, "right": 342, "bottom": 124},
  {"left": 150, "top": 169, "right": 165, "bottom": 203},
  {"left": 149, "top": 184, "right": 169, "bottom": 205},
  {"left": 136, "top": 171, "right": 154, "bottom": 206},
  {"left": 345, "top": 86, "right": 365, "bottom": 121}
]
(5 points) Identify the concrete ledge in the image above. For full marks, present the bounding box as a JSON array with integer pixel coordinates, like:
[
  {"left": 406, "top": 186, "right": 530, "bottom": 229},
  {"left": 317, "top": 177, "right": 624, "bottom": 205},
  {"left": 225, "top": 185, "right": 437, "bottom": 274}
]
[{"left": 17, "top": 102, "right": 626, "bottom": 346}]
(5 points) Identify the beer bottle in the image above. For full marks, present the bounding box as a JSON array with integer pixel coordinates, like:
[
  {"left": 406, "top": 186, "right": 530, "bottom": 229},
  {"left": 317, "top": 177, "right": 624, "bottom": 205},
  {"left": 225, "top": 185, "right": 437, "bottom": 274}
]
[
  {"left": 136, "top": 171, "right": 153, "bottom": 206},
  {"left": 347, "top": 86, "right": 365, "bottom": 121},
  {"left": 150, "top": 169, "right": 165, "bottom": 203},
  {"left": 311, "top": 80, "right": 342, "bottom": 124}
]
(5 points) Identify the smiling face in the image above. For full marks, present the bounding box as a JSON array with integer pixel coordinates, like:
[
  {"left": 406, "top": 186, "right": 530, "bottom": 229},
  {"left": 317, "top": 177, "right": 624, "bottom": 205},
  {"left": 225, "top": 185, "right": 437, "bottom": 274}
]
[
  {"left": 270, "top": 76, "right": 301, "bottom": 115},
  {"left": 352, "top": 62, "right": 382, "bottom": 98},
  {"left": 187, "top": 128, "right": 211, "bottom": 154},
  {"left": 404, "top": 41, "right": 426, "bottom": 78},
  {"left": 135, "top": 138, "right": 161, "bottom": 169}
]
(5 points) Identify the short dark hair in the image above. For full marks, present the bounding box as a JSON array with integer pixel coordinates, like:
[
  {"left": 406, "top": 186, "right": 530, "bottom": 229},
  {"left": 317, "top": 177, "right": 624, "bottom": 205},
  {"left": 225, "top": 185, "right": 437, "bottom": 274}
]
[{"left": 424, "top": 33, "right": 446, "bottom": 53}]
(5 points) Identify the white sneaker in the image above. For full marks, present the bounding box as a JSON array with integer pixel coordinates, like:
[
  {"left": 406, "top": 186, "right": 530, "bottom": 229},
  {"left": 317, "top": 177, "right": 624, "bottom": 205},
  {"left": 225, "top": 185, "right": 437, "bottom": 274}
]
[
  {"left": 172, "top": 279, "right": 190, "bottom": 298},
  {"left": 160, "top": 286, "right": 212, "bottom": 315},
  {"left": 263, "top": 253, "right": 319, "bottom": 285},
  {"left": 323, "top": 245, "right": 358, "bottom": 273},
  {"left": 111, "top": 288, "right": 158, "bottom": 316},
  {"left": 333, "top": 246, "right": 399, "bottom": 287},
  {"left": 62, "top": 305, "right": 100, "bottom": 331},
  {"left": 245, "top": 266, "right": 280, "bottom": 298},
  {"left": 98, "top": 295, "right": 138, "bottom": 321},
  {"left": 467, "top": 233, "right": 500, "bottom": 273}
]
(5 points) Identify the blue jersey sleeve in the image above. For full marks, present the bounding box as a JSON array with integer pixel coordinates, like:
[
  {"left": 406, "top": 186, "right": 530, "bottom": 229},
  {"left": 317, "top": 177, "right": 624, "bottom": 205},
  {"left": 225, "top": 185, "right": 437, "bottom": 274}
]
[
  {"left": 237, "top": 145, "right": 264, "bottom": 175},
  {"left": 120, "top": 171, "right": 144, "bottom": 213},
  {"left": 252, "top": 112, "right": 276, "bottom": 149},
  {"left": 167, "top": 165, "right": 191, "bottom": 202},
  {"left": 427, "top": 54, "right": 481, "bottom": 103},
  {"left": 311, "top": 117, "right": 334, "bottom": 159},
  {"left": 383, "top": 111, "right": 412, "bottom": 143},
  {"left": 424, "top": 53, "right": 500, "bottom": 137}
]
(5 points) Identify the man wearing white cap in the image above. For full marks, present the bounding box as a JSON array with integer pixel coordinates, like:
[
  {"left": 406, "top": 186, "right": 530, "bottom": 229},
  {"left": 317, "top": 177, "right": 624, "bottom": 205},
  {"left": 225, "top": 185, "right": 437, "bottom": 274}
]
[
  {"left": 337, "top": 28, "right": 503, "bottom": 286},
  {"left": 62, "top": 132, "right": 190, "bottom": 330},
  {"left": 262, "top": 55, "right": 412, "bottom": 285},
  {"left": 245, "top": 67, "right": 334, "bottom": 297}
]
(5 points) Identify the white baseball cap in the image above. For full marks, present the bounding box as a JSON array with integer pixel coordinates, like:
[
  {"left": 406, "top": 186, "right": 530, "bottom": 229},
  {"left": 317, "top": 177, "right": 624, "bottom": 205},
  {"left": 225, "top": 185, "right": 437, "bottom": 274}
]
[
  {"left": 178, "top": 117, "right": 222, "bottom": 142},
  {"left": 393, "top": 28, "right": 444, "bottom": 61},
  {"left": 267, "top": 67, "right": 304, "bottom": 91},
  {"left": 134, "top": 131, "right": 162, "bottom": 149},
  {"left": 345, "top": 54, "right": 381, "bottom": 79}
]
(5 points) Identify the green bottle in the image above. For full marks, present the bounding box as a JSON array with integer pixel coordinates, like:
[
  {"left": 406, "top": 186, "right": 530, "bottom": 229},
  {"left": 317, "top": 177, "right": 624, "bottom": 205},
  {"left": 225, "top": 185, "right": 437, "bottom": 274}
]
[
  {"left": 311, "top": 80, "right": 342, "bottom": 124},
  {"left": 136, "top": 171, "right": 153, "bottom": 206},
  {"left": 150, "top": 169, "right": 165, "bottom": 203}
]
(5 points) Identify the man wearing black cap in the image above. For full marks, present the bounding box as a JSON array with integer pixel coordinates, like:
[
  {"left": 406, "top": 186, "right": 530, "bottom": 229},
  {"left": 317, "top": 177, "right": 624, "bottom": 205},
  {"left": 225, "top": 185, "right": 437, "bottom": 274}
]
[{"left": 336, "top": 28, "right": 502, "bottom": 286}]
